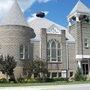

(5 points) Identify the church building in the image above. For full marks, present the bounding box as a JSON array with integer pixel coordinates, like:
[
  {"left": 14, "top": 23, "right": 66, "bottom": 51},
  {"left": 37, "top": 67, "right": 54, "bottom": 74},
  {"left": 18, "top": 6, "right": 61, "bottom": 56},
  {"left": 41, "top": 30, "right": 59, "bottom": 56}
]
[
  {"left": 0, "top": 0, "right": 90, "bottom": 79},
  {"left": 29, "top": 0, "right": 90, "bottom": 78}
]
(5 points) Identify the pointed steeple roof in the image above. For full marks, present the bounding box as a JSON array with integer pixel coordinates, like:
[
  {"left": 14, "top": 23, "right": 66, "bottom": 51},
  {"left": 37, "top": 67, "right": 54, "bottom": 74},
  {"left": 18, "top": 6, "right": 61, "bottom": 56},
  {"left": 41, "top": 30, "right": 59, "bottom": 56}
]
[
  {"left": 1, "top": 0, "right": 28, "bottom": 26},
  {"left": 69, "top": 0, "right": 90, "bottom": 16}
]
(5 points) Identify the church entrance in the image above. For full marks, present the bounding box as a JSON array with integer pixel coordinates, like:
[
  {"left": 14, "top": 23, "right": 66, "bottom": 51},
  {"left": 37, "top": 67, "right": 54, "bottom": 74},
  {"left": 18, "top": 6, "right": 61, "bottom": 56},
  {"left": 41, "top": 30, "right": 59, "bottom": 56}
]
[{"left": 81, "top": 60, "right": 89, "bottom": 75}]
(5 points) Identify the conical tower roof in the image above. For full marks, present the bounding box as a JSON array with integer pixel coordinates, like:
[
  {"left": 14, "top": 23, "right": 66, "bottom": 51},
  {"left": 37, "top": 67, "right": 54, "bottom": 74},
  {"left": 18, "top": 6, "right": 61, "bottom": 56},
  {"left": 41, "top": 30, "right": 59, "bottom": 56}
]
[
  {"left": 1, "top": 0, "right": 28, "bottom": 26},
  {"left": 69, "top": 0, "right": 90, "bottom": 16}
]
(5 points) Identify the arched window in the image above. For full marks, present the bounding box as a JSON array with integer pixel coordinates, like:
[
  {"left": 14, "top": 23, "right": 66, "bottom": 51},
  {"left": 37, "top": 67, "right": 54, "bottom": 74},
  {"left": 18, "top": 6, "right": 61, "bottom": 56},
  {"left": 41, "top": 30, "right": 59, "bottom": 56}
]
[{"left": 47, "top": 40, "right": 61, "bottom": 62}]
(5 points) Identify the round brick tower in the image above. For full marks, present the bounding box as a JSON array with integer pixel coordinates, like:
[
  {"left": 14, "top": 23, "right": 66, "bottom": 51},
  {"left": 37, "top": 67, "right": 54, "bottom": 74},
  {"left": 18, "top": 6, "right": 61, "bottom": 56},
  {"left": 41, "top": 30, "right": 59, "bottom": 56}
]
[{"left": 0, "top": 0, "right": 35, "bottom": 79}]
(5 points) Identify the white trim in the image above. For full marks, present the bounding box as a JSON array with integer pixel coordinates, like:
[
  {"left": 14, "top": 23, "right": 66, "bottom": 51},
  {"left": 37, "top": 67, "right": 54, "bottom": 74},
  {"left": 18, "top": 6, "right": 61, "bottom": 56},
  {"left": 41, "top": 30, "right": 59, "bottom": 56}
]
[
  {"left": 78, "top": 61, "right": 82, "bottom": 69},
  {"left": 20, "top": 45, "right": 24, "bottom": 59},
  {"left": 49, "top": 61, "right": 59, "bottom": 63},
  {"left": 40, "top": 40, "right": 42, "bottom": 59},
  {"left": 28, "top": 44, "right": 30, "bottom": 59},
  {"left": 61, "top": 70, "right": 66, "bottom": 78},
  {"left": 76, "top": 55, "right": 90, "bottom": 59}
]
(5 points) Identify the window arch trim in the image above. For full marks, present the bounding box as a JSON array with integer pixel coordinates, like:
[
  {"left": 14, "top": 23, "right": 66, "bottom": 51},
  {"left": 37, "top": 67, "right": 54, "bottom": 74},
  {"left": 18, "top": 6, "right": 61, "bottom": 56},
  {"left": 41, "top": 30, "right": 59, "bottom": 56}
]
[{"left": 47, "top": 39, "right": 61, "bottom": 62}]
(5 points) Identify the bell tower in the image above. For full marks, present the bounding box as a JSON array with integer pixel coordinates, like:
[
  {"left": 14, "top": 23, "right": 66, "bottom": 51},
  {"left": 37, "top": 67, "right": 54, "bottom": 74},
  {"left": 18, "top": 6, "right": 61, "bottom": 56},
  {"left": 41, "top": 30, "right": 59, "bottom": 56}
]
[
  {"left": 68, "top": 0, "right": 90, "bottom": 55},
  {"left": 67, "top": 0, "right": 90, "bottom": 75}
]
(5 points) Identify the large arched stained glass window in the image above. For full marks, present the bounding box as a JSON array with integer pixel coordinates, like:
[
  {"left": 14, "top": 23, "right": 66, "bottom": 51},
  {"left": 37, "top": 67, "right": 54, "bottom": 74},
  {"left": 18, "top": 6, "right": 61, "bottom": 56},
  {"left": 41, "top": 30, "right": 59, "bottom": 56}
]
[{"left": 47, "top": 40, "right": 61, "bottom": 62}]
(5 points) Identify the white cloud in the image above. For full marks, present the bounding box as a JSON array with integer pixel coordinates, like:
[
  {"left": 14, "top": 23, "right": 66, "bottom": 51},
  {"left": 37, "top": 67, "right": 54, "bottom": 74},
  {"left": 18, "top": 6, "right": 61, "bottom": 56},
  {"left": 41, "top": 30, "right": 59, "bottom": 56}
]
[
  {"left": 0, "top": 0, "right": 13, "bottom": 10},
  {"left": 0, "top": 0, "right": 51, "bottom": 17},
  {"left": 44, "top": 11, "right": 49, "bottom": 15},
  {"left": 0, "top": 0, "right": 50, "bottom": 21},
  {"left": 27, "top": 17, "right": 37, "bottom": 23},
  {"left": 27, "top": 11, "right": 49, "bottom": 22},
  {"left": 0, "top": 0, "right": 13, "bottom": 20},
  {"left": 0, "top": 0, "right": 36, "bottom": 20},
  {"left": 18, "top": 0, "right": 36, "bottom": 11}
]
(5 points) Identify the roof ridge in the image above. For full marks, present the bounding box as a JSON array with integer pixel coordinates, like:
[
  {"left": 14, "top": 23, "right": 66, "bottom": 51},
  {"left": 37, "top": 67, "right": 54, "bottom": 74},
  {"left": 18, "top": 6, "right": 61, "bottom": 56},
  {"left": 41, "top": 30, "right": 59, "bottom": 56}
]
[{"left": 69, "top": 0, "right": 90, "bottom": 16}]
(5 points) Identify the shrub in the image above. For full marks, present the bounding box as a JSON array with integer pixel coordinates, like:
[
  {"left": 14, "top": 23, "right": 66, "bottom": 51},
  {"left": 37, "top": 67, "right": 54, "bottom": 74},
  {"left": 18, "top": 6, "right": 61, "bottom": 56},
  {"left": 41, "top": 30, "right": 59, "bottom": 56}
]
[
  {"left": 81, "top": 75, "right": 87, "bottom": 81},
  {"left": 74, "top": 68, "right": 87, "bottom": 81},
  {"left": 17, "top": 77, "right": 24, "bottom": 83},
  {"left": 0, "top": 55, "right": 16, "bottom": 81},
  {"left": 45, "top": 78, "right": 68, "bottom": 82},
  {"left": 17, "top": 77, "right": 40, "bottom": 83},
  {"left": 53, "top": 78, "right": 68, "bottom": 81},
  {"left": 45, "top": 78, "right": 54, "bottom": 82},
  {"left": 24, "top": 78, "right": 39, "bottom": 83},
  {"left": 0, "top": 78, "right": 8, "bottom": 83}
]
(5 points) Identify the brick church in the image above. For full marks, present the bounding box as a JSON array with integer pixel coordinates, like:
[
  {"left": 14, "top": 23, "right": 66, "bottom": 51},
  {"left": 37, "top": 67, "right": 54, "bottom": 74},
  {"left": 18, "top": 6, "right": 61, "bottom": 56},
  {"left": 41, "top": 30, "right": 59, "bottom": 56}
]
[{"left": 0, "top": 0, "right": 90, "bottom": 79}]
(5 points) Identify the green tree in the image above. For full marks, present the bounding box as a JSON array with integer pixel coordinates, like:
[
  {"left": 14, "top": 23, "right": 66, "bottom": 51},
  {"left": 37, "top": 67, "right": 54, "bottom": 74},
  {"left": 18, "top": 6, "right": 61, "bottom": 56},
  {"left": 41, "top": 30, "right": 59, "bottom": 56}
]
[
  {"left": 23, "top": 60, "right": 33, "bottom": 78},
  {"left": 0, "top": 55, "right": 17, "bottom": 81},
  {"left": 23, "top": 58, "right": 48, "bottom": 81},
  {"left": 32, "top": 58, "right": 48, "bottom": 81},
  {"left": 0, "top": 55, "right": 4, "bottom": 72}
]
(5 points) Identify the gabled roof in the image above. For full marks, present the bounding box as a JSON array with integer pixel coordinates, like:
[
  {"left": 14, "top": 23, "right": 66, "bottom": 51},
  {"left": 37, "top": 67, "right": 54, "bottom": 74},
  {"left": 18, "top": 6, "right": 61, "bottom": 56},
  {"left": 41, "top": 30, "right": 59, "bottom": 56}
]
[
  {"left": 28, "top": 17, "right": 75, "bottom": 42},
  {"left": 69, "top": 0, "right": 90, "bottom": 16},
  {"left": 47, "top": 25, "right": 61, "bottom": 34},
  {"left": 1, "top": 0, "right": 28, "bottom": 26}
]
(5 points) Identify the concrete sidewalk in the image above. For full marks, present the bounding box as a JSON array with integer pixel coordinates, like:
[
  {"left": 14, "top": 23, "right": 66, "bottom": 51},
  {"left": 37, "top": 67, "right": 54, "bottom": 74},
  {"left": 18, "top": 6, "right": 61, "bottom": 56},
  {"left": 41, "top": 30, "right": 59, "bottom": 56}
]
[{"left": 0, "top": 84, "right": 90, "bottom": 90}]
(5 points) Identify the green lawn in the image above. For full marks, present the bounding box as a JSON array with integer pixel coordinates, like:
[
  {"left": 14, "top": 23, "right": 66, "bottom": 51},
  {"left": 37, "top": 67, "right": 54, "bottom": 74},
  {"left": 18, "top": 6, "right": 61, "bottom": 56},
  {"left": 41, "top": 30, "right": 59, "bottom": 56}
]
[{"left": 0, "top": 81, "right": 90, "bottom": 87}]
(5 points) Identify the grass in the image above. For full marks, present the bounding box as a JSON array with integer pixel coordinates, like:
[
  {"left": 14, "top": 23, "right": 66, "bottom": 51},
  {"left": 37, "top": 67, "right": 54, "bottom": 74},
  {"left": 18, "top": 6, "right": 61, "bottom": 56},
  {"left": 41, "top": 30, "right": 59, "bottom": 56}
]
[{"left": 0, "top": 80, "right": 90, "bottom": 87}]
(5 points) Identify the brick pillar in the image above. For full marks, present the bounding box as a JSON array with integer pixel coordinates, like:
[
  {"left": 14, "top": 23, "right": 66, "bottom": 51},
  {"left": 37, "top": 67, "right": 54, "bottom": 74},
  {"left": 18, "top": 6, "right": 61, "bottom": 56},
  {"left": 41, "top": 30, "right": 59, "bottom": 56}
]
[
  {"left": 61, "top": 30, "right": 67, "bottom": 69},
  {"left": 40, "top": 28, "right": 47, "bottom": 60}
]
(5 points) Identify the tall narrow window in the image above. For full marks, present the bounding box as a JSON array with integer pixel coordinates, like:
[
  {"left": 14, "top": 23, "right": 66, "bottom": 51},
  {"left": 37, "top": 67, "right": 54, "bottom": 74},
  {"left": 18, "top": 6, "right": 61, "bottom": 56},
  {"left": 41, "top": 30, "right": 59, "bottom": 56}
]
[
  {"left": 47, "top": 40, "right": 61, "bottom": 62},
  {"left": 25, "top": 45, "right": 28, "bottom": 59},
  {"left": 57, "top": 43, "right": 61, "bottom": 61},
  {"left": 51, "top": 41, "right": 56, "bottom": 61},
  {"left": 84, "top": 38, "right": 89, "bottom": 48},
  {"left": 20, "top": 45, "right": 29, "bottom": 59},
  {"left": 47, "top": 42, "right": 50, "bottom": 61},
  {"left": 20, "top": 45, "right": 24, "bottom": 59},
  {"left": 82, "top": 63, "right": 89, "bottom": 75}
]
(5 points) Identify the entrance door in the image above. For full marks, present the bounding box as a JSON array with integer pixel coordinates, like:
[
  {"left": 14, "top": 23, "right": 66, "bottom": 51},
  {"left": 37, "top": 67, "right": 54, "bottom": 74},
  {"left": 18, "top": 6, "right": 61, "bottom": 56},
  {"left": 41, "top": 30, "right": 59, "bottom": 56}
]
[{"left": 82, "top": 63, "right": 89, "bottom": 75}]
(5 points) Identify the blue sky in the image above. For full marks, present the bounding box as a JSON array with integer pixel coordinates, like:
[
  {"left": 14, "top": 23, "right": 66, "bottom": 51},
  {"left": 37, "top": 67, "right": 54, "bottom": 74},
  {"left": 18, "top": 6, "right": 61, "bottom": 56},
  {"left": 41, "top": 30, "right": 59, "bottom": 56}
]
[
  {"left": 0, "top": 0, "right": 90, "bottom": 27},
  {"left": 24, "top": 0, "right": 90, "bottom": 27}
]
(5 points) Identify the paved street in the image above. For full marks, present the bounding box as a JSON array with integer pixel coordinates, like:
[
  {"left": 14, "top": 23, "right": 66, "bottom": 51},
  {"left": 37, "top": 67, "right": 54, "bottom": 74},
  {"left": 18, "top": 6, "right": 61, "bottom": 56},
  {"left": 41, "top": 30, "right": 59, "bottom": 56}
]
[{"left": 0, "top": 84, "right": 90, "bottom": 90}]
